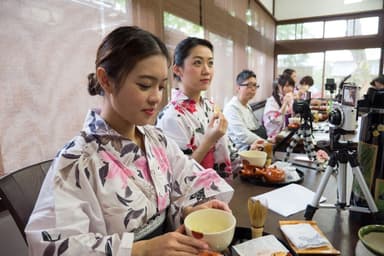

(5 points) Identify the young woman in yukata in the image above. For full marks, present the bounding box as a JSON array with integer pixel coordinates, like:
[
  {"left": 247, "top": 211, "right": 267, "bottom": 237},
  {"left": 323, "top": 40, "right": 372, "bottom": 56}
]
[
  {"left": 263, "top": 74, "right": 295, "bottom": 140},
  {"left": 156, "top": 38, "right": 234, "bottom": 179},
  {"left": 25, "top": 26, "right": 234, "bottom": 256}
]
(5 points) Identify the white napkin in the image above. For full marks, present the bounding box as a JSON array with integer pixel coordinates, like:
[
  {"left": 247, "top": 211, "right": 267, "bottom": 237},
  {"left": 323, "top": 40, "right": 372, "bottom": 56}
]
[
  {"left": 280, "top": 223, "right": 329, "bottom": 249},
  {"left": 232, "top": 234, "right": 289, "bottom": 256}
]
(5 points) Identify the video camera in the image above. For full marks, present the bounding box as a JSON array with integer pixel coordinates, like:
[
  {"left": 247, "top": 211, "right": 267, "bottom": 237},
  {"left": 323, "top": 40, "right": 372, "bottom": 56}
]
[
  {"left": 328, "top": 81, "right": 359, "bottom": 132},
  {"left": 293, "top": 91, "right": 312, "bottom": 120},
  {"left": 325, "top": 78, "right": 337, "bottom": 94}
]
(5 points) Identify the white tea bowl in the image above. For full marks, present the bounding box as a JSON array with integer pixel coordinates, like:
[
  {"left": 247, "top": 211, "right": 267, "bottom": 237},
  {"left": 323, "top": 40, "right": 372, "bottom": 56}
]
[
  {"left": 239, "top": 150, "right": 267, "bottom": 167},
  {"left": 184, "top": 208, "right": 236, "bottom": 252}
]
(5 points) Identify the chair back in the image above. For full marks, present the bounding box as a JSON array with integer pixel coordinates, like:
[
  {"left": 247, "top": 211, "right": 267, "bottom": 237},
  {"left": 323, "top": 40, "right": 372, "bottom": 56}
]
[{"left": 0, "top": 160, "right": 52, "bottom": 243}]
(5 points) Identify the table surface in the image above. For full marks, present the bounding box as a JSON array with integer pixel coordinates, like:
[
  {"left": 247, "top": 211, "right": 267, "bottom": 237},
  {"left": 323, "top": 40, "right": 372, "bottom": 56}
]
[{"left": 227, "top": 151, "right": 383, "bottom": 255}]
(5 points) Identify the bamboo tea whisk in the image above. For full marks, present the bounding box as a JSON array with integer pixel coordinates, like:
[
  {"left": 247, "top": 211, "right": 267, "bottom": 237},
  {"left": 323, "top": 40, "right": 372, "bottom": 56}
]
[{"left": 248, "top": 198, "right": 268, "bottom": 238}]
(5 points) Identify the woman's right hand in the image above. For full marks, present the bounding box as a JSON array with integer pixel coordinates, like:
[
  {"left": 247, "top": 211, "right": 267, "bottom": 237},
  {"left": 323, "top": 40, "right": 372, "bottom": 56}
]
[
  {"left": 250, "top": 139, "right": 265, "bottom": 151},
  {"left": 204, "top": 112, "right": 227, "bottom": 144},
  {"left": 283, "top": 92, "right": 294, "bottom": 104},
  {"left": 132, "top": 225, "right": 210, "bottom": 256}
]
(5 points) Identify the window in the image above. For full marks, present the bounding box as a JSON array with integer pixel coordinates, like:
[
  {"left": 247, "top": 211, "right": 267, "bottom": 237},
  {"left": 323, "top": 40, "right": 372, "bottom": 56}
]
[
  {"left": 276, "top": 24, "right": 296, "bottom": 40},
  {"left": 355, "top": 16, "right": 379, "bottom": 36},
  {"left": 247, "top": 46, "right": 270, "bottom": 101},
  {"left": 277, "top": 53, "right": 325, "bottom": 98},
  {"left": 276, "top": 48, "right": 381, "bottom": 98},
  {"left": 277, "top": 16, "right": 379, "bottom": 40},
  {"left": 207, "top": 32, "right": 234, "bottom": 108},
  {"left": 324, "top": 48, "right": 381, "bottom": 97},
  {"left": 301, "top": 22, "right": 324, "bottom": 39},
  {"left": 163, "top": 12, "right": 203, "bottom": 38},
  {"left": 324, "top": 20, "right": 347, "bottom": 38}
]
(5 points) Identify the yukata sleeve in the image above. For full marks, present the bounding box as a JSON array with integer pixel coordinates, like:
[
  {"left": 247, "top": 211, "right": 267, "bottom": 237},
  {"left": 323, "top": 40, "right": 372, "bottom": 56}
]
[
  {"left": 223, "top": 104, "right": 261, "bottom": 146},
  {"left": 165, "top": 138, "right": 234, "bottom": 229},
  {"left": 156, "top": 108, "right": 192, "bottom": 153},
  {"left": 25, "top": 156, "right": 134, "bottom": 256},
  {"left": 263, "top": 98, "right": 284, "bottom": 138}
]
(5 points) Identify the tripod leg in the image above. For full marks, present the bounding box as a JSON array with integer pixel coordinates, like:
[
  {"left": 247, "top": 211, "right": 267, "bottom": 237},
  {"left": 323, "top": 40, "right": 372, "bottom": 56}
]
[
  {"left": 284, "top": 129, "right": 301, "bottom": 162},
  {"left": 337, "top": 163, "right": 348, "bottom": 208},
  {"left": 305, "top": 155, "right": 337, "bottom": 220},
  {"left": 303, "top": 128, "right": 322, "bottom": 170}
]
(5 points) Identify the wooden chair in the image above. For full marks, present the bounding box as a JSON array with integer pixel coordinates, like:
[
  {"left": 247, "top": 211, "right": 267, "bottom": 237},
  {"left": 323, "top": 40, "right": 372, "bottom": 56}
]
[{"left": 0, "top": 160, "right": 52, "bottom": 243}]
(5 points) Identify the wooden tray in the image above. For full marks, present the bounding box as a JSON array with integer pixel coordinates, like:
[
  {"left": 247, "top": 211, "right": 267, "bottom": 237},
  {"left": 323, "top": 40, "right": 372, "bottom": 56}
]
[{"left": 279, "top": 220, "right": 340, "bottom": 255}]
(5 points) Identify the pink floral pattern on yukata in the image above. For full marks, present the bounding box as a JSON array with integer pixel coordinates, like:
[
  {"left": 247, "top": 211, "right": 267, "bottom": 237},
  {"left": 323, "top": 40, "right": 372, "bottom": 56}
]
[
  {"left": 100, "top": 151, "right": 134, "bottom": 188},
  {"left": 194, "top": 168, "right": 222, "bottom": 189},
  {"left": 134, "top": 156, "right": 151, "bottom": 181},
  {"left": 151, "top": 146, "right": 170, "bottom": 174}
]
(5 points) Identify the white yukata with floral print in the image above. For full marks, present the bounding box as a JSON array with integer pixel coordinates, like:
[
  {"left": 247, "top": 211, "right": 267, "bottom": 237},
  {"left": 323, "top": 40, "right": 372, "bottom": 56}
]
[
  {"left": 157, "top": 89, "right": 233, "bottom": 179},
  {"left": 25, "top": 109, "right": 234, "bottom": 256},
  {"left": 263, "top": 95, "right": 292, "bottom": 139}
]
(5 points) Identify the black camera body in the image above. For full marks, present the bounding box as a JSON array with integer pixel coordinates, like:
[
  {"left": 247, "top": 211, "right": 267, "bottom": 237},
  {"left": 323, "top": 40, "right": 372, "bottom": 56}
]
[
  {"left": 293, "top": 99, "right": 311, "bottom": 115},
  {"left": 325, "top": 78, "right": 336, "bottom": 93},
  {"left": 293, "top": 90, "right": 312, "bottom": 120}
]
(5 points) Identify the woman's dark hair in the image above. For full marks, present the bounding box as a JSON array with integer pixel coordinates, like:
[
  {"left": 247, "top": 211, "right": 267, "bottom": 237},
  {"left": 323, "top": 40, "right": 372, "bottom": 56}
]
[
  {"left": 272, "top": 74, "right": 295, "bottom": 107},
  {"left": 300, "top": 76, "right": 314, "bottom": 86},
  {"left": 88, "top": 26, "right": 170, "bottom": 96},
  {"left": 236, "top": 69, "right": 256, "bottom": 85},
  {"left": 283, "top": 68, "right": 296, "bottom": 77},
  {"left": 173, "top": 37, "right": 213, "bottom": 81}
]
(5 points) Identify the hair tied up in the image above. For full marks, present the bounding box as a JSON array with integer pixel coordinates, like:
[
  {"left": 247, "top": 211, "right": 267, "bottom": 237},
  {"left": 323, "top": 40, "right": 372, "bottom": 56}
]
[{"left": 87, "top": 73, "right": 104, "bottom": 96}]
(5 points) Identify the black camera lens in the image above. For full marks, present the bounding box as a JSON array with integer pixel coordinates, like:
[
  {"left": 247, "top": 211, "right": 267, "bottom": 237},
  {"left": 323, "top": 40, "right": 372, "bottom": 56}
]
[{"left": 329, "top": 109, "right": 342, "bottom": 126}]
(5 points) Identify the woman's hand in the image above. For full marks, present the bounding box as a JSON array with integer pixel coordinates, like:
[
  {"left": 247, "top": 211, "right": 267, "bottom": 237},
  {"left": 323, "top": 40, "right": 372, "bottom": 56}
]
[
  {"left": 183, "top": 199, "right": 232, "bottom": 218},
  {"left": 250, "top": 139, "right": 265, "bottom": 151},
  {"left": 283, "top": 92, "right": 294, "bottom": 105},
  {"left": 204, "top": 112, "right": 228, "bottom": 144},
  {"left": 281, "top": 92, "right": 294, "bottom": 114},
  {"left": 132, "top": 225, "right": 209, "bottom": 256}
]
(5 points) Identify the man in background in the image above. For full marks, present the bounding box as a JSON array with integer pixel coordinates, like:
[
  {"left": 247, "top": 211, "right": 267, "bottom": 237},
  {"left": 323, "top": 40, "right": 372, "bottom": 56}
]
[{"left": 223, "top": 70, "right": 267, "bottom": 151}]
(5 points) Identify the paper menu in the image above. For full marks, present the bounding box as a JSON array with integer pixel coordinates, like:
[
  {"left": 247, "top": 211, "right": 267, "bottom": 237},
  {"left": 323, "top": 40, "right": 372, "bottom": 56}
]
[{"left": 251, "top": 183, "right": 326, "bottom": 217}]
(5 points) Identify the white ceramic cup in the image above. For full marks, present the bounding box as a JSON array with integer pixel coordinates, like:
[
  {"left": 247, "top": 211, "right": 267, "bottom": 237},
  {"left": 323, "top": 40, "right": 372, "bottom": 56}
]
[
  {"left": 239, "top": 150, "right": 267, "bottom": 167},
  {"left": 184, "top": 208, "right": 236, "bottom": 252}
]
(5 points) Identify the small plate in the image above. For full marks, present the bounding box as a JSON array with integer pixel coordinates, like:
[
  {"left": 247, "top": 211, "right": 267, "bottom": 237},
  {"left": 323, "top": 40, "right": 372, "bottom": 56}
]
[
  {"left": 358, "top": 224, "right": 384, "bottom": 255},
  {"left": 239, "top": 169, "right": 304, "bottom": 187}
]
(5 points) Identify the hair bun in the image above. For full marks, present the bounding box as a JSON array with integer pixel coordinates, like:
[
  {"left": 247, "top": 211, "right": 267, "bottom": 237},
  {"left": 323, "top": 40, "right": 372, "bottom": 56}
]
[{"left": 87, "top": 73, "right": 103, "bottom": 96}]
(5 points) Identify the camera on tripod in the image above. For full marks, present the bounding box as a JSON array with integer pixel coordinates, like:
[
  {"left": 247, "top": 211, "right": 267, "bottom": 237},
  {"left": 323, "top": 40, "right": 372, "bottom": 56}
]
[
  {"left": 328, "top": 77, "right": 359, "bottom": 132},
  {"left": 325, "top": 78, "right": 336, "bottom": 94},
  {"left": 293, "top": 92, "right": 312, "bottom": 119}
]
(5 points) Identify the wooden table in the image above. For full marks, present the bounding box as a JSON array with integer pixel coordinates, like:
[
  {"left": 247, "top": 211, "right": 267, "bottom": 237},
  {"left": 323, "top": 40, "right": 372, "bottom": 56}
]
[{"left": 227, "top": 156, "right": 383, "bottom": 255}]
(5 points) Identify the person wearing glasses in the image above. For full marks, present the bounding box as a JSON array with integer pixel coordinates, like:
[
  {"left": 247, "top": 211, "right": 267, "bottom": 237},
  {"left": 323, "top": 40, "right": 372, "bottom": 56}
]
[
  {"left": 263, "top": 74, "right": 295, "bottom": 140},
  {"left": 223, "top": 70, "right": 267, "bottom": 151},
  {"left": 157, "top": 37, "right": 234, "bottom": 179}
]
